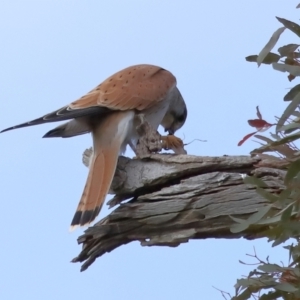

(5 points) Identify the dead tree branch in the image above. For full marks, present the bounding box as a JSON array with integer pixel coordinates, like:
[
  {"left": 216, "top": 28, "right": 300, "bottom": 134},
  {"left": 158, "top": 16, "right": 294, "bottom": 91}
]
[{"left": 72, "top": 154, "right": 286, "bottom": 271}]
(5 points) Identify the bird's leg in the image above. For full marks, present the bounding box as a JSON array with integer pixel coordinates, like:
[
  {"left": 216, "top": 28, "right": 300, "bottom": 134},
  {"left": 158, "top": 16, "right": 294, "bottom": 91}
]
[{"left": 135, "top": 114, "right": 162, "bottom": 157}]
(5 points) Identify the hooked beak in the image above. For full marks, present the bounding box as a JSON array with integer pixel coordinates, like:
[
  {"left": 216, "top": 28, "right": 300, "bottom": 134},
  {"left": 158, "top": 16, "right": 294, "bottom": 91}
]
[{"left": 165, "top": 128, "right": 174, "bottom": 135}]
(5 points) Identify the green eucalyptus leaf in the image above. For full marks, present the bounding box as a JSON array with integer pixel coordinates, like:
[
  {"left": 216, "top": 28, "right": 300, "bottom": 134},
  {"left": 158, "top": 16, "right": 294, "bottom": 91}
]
[
  {"left": 257, "top": 27, "right": 285, "bottom": 66},
  {"left": 278, "top": 43, "right": 300, "bottom": 57},
  {"left": 259, "top": 290, "right": 283, "bottom": 300},
  {"left": 285, "top": 159, "right": 300, "bottom": 185},
  {"left": 256, "top": 187, "right": 279, "bottom": 203},
  {"left": 245, "top": 53, "right": 280, "bottom": 64},
  {"left": 243, "top": 176, "right": 269, "bottom": 188},
  {"left": 257, "top": 214, "right": 281, "bottom": 225},
  {"left": 281, "top": 203, "right": 294, "bottom": 222},
  {"left": 254, "top": 134, "right": 274, "bottom": 143},
  {"left": 284, "top": 84, "right": 300, "bottom": 101},
  {"left": 234, "top": 287, "right": 252, "bottom": 300},
  {"left": 229, "top": 215, "right": 246, "bottom": 224},
  {"left": 247, "top": 205, "right": 272, "bottom": 224},
  {"left": 258, "top": 263, "right": 282, "bottom": 272},
  {"left": 275, "top": 282, "right": 298, "bottom": 292},
  {"left": 277, "top": 92, "right": 300, "bottom": 132},
  {"left": 278, "top": 188, "right": 292, "bottom": 201},
  {"left": 280, "top": 122, "right": 300, "bottom": 132},
  {"left": 230, "top": 222, "right": 250, "bottom": 233},
  {"left": 272, "top": 62, "right": 300, "bottom": 76},
  {"left": 270, "top": 132, "right": 300, "bottom": 146},
  {"left": 276, "top": 17, "right": 300, "bottom": 37}
]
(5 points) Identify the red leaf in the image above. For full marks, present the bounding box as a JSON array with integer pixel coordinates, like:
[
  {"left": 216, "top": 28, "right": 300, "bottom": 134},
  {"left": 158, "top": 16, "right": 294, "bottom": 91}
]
[
  {"left": 248, "top": 119, "right": 272, "bottom": 129},
  {"left": 256, "top": 106, "right": 262, "bottom": 119},
  {"left": 238, "top": 131, "right": 257, "bottom": 146}
]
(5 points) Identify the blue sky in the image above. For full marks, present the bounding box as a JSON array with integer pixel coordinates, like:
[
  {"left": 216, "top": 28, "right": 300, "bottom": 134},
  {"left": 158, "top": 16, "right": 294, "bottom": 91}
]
[{"left": 0, "top": 1, "right": 298, "bottom": 299}]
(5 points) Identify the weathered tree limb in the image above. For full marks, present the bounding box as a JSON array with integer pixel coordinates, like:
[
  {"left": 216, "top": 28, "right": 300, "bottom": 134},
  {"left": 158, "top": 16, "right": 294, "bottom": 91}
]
[{"left": 72, "top": 154, "right": 287, "bottom": 271}]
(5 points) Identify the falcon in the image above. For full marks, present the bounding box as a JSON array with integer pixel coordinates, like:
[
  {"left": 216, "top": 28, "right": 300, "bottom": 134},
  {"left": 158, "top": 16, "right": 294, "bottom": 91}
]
[{"left": 1, "top": 64, "right": 187, "bottom": 229}]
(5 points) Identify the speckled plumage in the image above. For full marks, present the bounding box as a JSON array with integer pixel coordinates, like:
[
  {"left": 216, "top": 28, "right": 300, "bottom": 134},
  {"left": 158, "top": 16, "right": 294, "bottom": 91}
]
[{"left": 1, "top": 64, "right": 187, "bottom": 229}]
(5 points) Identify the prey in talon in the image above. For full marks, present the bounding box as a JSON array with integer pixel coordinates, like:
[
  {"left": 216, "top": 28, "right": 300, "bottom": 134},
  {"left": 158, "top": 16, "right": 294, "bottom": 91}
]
[
  {"left": 1, "top": 64, "right": 187, "bottom": 229},
  {"left": 161, "top": 134, "right": 187, "bottom": 154}
]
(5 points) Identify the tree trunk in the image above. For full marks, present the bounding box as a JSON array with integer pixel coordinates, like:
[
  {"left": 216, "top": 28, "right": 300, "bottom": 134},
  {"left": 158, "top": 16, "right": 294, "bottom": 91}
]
[{"left": 72, "top": 153, "right": 287, "bottom": 271}]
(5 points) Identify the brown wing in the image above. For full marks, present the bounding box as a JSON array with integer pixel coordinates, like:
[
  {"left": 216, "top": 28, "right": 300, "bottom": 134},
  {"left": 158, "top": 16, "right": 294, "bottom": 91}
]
[
  {"left": 1, "top": 64, "right": 176, "bottom": 134},
  {"left": 70, "top": 64, "right": 177, "bottom": 111}
]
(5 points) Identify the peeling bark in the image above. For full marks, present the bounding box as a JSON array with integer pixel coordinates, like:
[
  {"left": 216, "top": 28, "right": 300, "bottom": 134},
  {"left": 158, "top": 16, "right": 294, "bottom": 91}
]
[{"left": 72, "top": 154, "right": 286, "bottom": 271}]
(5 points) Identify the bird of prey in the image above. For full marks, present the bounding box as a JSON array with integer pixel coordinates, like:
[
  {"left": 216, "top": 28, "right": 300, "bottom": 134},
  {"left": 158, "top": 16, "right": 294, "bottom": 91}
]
[{"left": 1, "top": 64, "right": 187, "bottom": 229}]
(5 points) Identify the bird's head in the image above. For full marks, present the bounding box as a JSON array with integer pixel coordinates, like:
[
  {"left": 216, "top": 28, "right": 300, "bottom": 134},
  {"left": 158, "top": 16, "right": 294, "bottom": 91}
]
[{"left": 161, "top": 87, "right": 187, "bottom": 135}]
